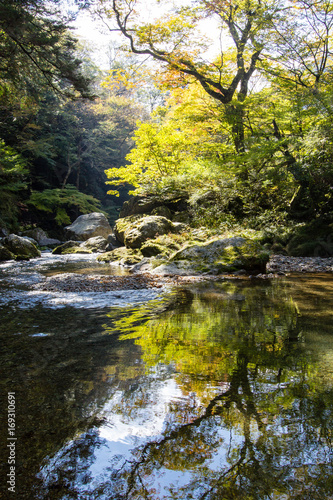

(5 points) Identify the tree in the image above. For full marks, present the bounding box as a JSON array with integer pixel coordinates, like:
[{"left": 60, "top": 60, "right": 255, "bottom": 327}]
[
  {"left": 98, "top": 0, "right": 280, "bottom": 153},
  {"left": 0, "top": 0, "right": 94, "bottom": 99},
  {"left": 100, "top": 0, "right": 333, "bottom": 221}
]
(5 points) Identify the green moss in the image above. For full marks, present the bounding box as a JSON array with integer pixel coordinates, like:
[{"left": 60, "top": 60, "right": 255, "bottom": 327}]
[
  {"left": 215, "top": 242, "right": 269, "bottom": 273},
  {"left": 114, "top": 215, "right": 143, "bottom": 244},
  {"left": 97, "top": 247, "right": 143, "bottom": 265},
  {"left": 62, "top": 247, "right": 92, "bottom": 254}
]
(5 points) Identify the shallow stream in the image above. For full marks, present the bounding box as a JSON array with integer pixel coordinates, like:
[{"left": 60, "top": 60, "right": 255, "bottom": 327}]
[{"left": 0, "top": 253, "right": 333, "bottom": 499}]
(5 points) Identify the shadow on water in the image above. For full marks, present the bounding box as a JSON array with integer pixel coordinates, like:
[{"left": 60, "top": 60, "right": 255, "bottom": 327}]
[{"left": 0, "top": 268, "right": 333, "bottom": 499}]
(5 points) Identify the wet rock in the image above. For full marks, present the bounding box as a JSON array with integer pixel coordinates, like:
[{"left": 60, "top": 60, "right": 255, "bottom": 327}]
[
  {"left": 65, "top": 212, "right": 113, "bottom": 241},
  {"left": 2, "top": 234, "right": 41, "bottom": 260},
  {"left": 80, "top": 236, "right": 109, "bottom": 253}
]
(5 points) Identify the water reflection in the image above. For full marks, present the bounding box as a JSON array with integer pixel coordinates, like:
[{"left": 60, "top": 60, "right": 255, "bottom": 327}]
[{"left": 0, "top": 276, "right": 333, "bottom": 499}]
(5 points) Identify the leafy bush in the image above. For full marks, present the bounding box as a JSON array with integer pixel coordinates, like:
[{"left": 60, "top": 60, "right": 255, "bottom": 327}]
[{"left": 28, "top": 185, "right": 103, "bottom": 226}]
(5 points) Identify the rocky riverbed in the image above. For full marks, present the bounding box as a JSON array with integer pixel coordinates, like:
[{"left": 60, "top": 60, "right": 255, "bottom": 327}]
[
  {"left": 266, "top": 255, "right": 333, "bottom": 273},
  {"left": 30, "top": 255, "right": 333, "bottom": 293}
]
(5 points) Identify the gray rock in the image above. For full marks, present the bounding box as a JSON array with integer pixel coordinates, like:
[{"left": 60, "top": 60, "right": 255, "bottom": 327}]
[
  {"left": 2, "top": 234, "right": 41, "bottom": 260},
  {"left": 152, "top": 262, "right": 195, "bottom": 275},
  {"left": 22, "top": 228, "right": 48, "bottom": 242},
  {"left": 22, "top": 228, "right": 61, "bottom": 247},
  {"left": 21, "top": 236, "right": 38, "bottom": 245},
  {"left": 107, "top": 233, "right": 122, "bottom": 249},
  {"left": 65, "top": 212, "right": 113, "bottom": 241},
  {"left": 39, "top": 237, "right": 61, "bottom": 246},
  {"left": 80, "top": 236, "right": 109, "bottom": 253}
]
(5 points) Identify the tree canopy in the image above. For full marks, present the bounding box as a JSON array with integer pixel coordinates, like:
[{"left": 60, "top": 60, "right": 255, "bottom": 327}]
[{"left": 0, "top": 0, "right": 94, "bottom": 99}]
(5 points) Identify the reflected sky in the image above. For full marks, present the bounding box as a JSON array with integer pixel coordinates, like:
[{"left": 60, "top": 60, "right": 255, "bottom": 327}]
[{"left": 1, "top": 269, "right": 333, "bottom": 499}]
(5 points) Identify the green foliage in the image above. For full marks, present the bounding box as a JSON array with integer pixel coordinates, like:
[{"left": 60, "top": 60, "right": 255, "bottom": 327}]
[
  {"left": 0, "top": 0, "right": 94, "bottom": 99},
  {"left": 0, "top": 140, "right": 28, "bottom": 227},
  {"left": 28, "top": 185, "right": 102, "bottom": 226}
]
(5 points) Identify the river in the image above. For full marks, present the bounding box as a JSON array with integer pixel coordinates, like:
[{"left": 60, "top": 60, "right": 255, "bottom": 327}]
[{"left": 0, "top": 252, "right": 333, "bottom": 499}]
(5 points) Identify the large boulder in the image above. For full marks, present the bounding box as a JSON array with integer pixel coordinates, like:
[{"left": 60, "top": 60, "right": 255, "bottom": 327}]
[
  {"left": 2, "top": 234, "right": 41, "bottom": 260},
  {"left": 115, "top": 215, "right": 175, "bottom": 249},
  {"left": 65, "top": 213, "right": 113, "bottom": 241},
  {"left": 119, "top": 192, "right": 190, "bottom": 218},
  {"left": 171, "top": 237, "right": 269, "bottom": 274}
]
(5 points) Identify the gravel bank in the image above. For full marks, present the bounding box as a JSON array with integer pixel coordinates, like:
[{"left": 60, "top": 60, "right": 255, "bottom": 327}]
[
  {"left": 31, "top": 256, "right": 333, "bottom": 293},
  {"left": 266, "top": 255, "right": 333, "bottom": 274}
]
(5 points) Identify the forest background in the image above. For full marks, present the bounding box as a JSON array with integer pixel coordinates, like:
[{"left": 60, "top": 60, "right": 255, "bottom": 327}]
[{"left": 1, "top": 0, "right": 333, "bottom": 255}]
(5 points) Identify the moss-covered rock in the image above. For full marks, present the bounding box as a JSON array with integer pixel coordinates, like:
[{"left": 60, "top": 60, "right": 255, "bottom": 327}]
[
  {"left": 2, "top": 234, "right": 41, "bottom": 260},
  {"left": 114, "top": 215, "right": 143, "bottom": 244},
  {"left": 125, "top": 216, "right": 174, "bottom": 249},
  {"left": 52, "top": 241, "right": 79, "bottom": 254},
  {"left": 0, "top": 243, "right": 15, "bottom": 261},
  {"left": 62, "top": 247, "right": 92, "bottom": 255},
  {"left": 141, "top": 241, "right": 168, "bottom": 257},
  {"left": 171, "top": 237, "right": 269, "bottom": 274},
  {"left": 97, "top": 247, "right": 143, "bottom": 266}
]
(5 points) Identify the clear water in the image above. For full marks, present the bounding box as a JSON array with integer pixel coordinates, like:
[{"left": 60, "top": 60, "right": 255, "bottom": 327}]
[{"left": 0, "top": 254, "right": 333, "bottom": 499}]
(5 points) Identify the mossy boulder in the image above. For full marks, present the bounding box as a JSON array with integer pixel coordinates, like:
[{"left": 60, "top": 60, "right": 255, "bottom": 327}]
[
  {"left": 2, "top": 234, "right": 41, "bottom": 260},
  {"left": 114, "top": 215, "right": 143, "bottom": 244},
  {"left": 97, "top": 247, "right": 143, "bottom": 266},
  {"left": 119, "top": 191, "right": 189, "bottom": 218},
  {"left": 52, "top": 241, "right": 80, "bottom": 254},
  {"left": 171, "top": 237, "right": 269, "bottom": 274},
  {"left": 141, "top": 241, "right": 168, "bottom": 257},
  {"left": 0, "top": 243, "right": 15, "bottom": 261},
  {"left": 115, "top": 215, "right": 175, "bottom": 249}
]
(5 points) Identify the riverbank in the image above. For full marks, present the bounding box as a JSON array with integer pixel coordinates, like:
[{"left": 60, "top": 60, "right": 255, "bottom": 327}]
[{"left": 30, "top": 255, "right": 333, "bottom": 293}]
